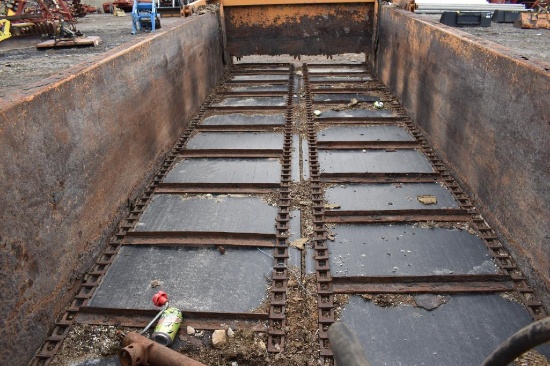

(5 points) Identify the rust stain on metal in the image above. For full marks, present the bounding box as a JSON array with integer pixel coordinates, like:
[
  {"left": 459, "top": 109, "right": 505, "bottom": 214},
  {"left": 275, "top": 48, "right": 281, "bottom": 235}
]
[
  {"left": 226, "top": 5, "right": 368, "bottom": 27},
  {"left": 224, "top": 3, "right": 374, "bottom": 56}
]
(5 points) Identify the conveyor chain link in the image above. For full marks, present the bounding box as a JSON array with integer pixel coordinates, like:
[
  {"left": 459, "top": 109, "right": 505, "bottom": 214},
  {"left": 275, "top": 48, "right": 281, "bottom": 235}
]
[
  {"left": 268, "top": 64, "right": 295, "bottom": 353},
  {"left": 303, "top": 64, "right": 335, "bottom": 360}
]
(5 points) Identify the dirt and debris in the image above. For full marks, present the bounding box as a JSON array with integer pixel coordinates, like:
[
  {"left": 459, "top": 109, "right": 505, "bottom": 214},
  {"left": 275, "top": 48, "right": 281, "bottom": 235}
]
[
  {"left": 413, "top": 220, "right": 480, "bottom": 236},
  {"left": 150, "top": 279, "right": 164, "bottom": 288},
  {"left": 178, "top": 328, "right": 270, "bottom": 364},
  {"left": 361, "top": 293, "right": 417, "bottom": 307},
  {"left": 314, "top": 100, "right": 393, "bottom": 114},
  {"left": 49, "top": 324, "right": 129, "bottom": 365},
  {"left": 500, "top": 291, "right": 527, "bottom": 306},
  {"left": 289, "top": 237, "right": 308, "bottom": 250},
  {"left": 417, "top": 194, "right": 437, "bottom": 205},
  {"left": 514, "top": 350, "right": 550, "bottom": 366},
  {"left": 173, "top": 273, "right": 323, "bottom": 365},
  {"left": 360, "top": 293, "right": 451, "bottom": 310}
]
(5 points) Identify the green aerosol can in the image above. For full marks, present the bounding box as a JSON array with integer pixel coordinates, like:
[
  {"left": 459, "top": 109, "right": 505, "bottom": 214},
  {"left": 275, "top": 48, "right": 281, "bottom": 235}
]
[{"left": 152, "top": 307, "right": 182, "bottom": 346}]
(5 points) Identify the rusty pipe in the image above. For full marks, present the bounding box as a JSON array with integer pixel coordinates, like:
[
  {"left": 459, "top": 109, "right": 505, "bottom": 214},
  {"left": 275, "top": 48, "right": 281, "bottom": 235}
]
[{"left": 119, "top": 332, "right": 206, "bottom": 366}]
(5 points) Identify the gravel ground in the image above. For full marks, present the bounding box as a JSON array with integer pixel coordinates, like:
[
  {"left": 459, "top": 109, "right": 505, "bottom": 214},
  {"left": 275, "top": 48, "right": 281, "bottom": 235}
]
[
  {"left": 416, "top": 13, "right": 550, "bottom": 65},
  {"left": 0, "top": 13, "right": 183, "bottom": 99}
]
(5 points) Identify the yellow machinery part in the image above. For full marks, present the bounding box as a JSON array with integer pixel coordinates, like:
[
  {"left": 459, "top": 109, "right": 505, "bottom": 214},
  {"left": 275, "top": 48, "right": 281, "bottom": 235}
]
[{"left": 0, "top": 19, "right": 12, "bottom": 42}]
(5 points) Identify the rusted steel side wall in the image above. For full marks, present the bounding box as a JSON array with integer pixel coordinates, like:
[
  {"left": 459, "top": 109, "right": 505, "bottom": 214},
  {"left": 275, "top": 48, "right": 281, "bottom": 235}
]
[
  {"left": 376, "top": 7, "right": 550, "bottom": 309},
  {"left": 0, "top": 14, "right": 223, "bottom": 365},
  {"left": 224, "top": 3, "right": 374, "bottom": 57}
]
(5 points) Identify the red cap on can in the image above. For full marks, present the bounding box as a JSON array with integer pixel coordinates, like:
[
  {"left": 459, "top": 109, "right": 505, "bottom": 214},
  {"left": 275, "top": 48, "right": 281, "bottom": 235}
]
[{"left": 152, "top": 291, "right": 168, "bottom": 307}]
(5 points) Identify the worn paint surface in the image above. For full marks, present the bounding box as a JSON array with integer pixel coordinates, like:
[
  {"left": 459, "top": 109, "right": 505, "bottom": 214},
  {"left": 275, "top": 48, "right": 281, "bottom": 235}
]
[
  {"left": 375, "top": 7, "right": 550, "bottom": 310},
  {"left": 0, "top": 14, "right": 224, "bottom": 365},
  {"left": 224, "top": 3, "right": 374, "bottom": 57}
]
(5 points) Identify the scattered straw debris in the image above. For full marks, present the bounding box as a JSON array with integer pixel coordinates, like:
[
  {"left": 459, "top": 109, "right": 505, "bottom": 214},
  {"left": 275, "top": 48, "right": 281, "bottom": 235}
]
[
  {"left": 289, "top": 237, "right": 308, "bottom": 250},
  {"left": 417, "top": 195, "right": 437, "bottom": 205},
  {"left": 514, "top": 350, "right": 550, "bottom": 366},
  {"left": 49, "top": 325, "right": 129, "bottom": 366},
  {"left": 500, "top": 292, "right": 526, "bottom": 306}
]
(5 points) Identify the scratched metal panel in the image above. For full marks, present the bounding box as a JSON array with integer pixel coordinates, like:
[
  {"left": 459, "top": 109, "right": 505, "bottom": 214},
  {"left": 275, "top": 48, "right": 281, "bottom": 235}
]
[
  {"left": 306, "top": 248, "right": 316, "bottom": 275},
  {"left": 186, "top": 132, "right": 283, "bottom": 150},
  {"left": 319, "top": 150, "right": 434, "bottom": 174},
  {"left": 212, "top": 96, "right": 287, "bottom": 107},
  {"left": 325, "top": 183, "right": 459, "bottom": 210},
  {"left": 289, "top": 210, "right": 302, "bottom": 245},
  {"left": 164, "top": 158, "right": 281, "bottom": 184},
  {"left": 88, "top": 246, "right": 274, "bottom": 312},
  {"left": 341, "top": 295, "right": 550, "bottom": 365},
  {"left": 329, "top": 224, "right": 497, "bottom": 277},
  {"left": 202, "top": 113, "right": 286, "bottom": 126},
  {"left": 292, "top": 134, "right": 301, "bottom": 182},
  {"left": 134, "top": 194, "right": 277, "bottom": 234},
  {"left": 230, "top": 75, "right": 289, "bottom": 82},
  {"left": 315, "top": 109, "right": 396, "bottom": 119},
  {"left": 318, "top": 126, "right": 415, "bottom": 142},
  {"left": 312, "top": 93, "right": 379, "bottom": 103},
  {"left": 302, "top": 137, "right": 310, "bottom": 180},
  {"left": 224, "top": 3, "right": 374, "bottom": 57},
  {"left": 229, "top": 85, "right": 289, "bottom": 93},
  {"left": 288, "top": 247, "right": 301, "bottom": 274}
]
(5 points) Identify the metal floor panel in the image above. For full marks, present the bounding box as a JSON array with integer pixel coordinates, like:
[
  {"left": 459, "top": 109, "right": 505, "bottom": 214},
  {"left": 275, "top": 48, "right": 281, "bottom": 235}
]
[
  {"left": 231, "top": 75, "right": 289, "bottom": 82},
  {"left": 316, "top": 109, "right": 396, "bottom": 119},
  {"left": 318, "top": 125, "right": 415, "bottom": 142},
  {"left": 202, "top": 114, "right": 286, "bottom": 126},
  {"left": 319, "top": 150, "right": 434, "bottom": 174},
  {"left": 325, "top": 183, "right": 459, "bottom": 211},
  {"left": 329, "top": 224, "right": 497, "bottom": 277},
  {"left": 88, "top": 246, "right": 274, "bottom": 313},
  {"left": 341, "top": 294, "right": 550, "bottom": 366},
  {"left": 163, "top": 158, "right": 281, "bottom": 184},
  {"left": 134, "top": 194, "right": 277, "bottom": 234},
  {"left": 212, "top": 96, "right": 287, "bottom": 107},
  {"left": 186, "top": 132, "right": 284, "bottom": 150}
]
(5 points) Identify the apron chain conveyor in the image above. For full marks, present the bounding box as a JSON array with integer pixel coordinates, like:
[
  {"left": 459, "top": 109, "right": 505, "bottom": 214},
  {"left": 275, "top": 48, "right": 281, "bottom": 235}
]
[{"left": 30, "top": 63, "right": 549, "bottom": 366}]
